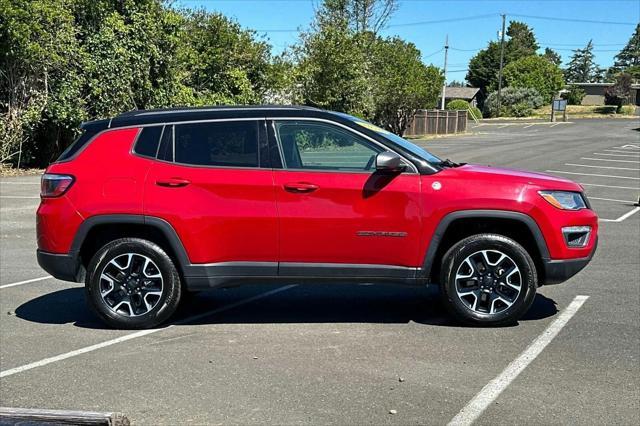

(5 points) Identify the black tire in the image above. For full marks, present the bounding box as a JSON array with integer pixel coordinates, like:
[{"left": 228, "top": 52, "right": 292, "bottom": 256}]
[
  {"left": 439, "top": 234, "right": 537, "bottom": 326},
  {"left": 85, "top": 238, "right": 182, "bottom": 329}
]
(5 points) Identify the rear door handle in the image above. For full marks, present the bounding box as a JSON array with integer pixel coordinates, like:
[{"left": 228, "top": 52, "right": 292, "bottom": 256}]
[
  {"left": 156, "top": 178, "right": 191, "bottom": 188},
  {"left": 283, "top": 182, "right": 319, "bottom": 193}
]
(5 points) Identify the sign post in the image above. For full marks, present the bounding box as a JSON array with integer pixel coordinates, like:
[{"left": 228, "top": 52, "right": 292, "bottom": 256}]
[{"left": 551, "top": 99, "right": 568, "bottom": 122}]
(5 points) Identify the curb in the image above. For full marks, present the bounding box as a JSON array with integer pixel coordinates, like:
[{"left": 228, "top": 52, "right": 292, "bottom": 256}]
[{"left": 0, "top": 407, "right": 130, "bottom": 425}]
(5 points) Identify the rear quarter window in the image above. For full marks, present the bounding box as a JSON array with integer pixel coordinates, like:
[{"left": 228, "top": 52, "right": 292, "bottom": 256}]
[
  {"left": 133, "top": 126, "right": 163, "bottom": 158},
  {"left": 57, "top": 129, "right": 99, "bottom": 162}
]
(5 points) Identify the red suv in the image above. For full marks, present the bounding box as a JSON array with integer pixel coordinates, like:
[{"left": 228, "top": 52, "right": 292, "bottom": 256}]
[{"left": 37, "top": 106, "right": 598, "bottom": 329}]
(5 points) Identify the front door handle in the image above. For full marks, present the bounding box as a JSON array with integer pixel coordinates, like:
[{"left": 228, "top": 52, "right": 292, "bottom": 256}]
[
  {"left": 156, "top": 178, "right": 191, "bottom": 188},
  {"left": 283, "top": 182, "right": 319, "bottom": 193}
]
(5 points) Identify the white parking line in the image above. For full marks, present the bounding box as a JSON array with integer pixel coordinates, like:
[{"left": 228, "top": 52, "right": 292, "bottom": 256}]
[
  {"left": 602, "top": 150, "right": 640, "bottom": 155},
  {"left": 579, "top": 183, "right": 639, "bottom": 190},
  {"left": 599, "top": 207, "right": 640, "bottom": 223},
  {"left": 448, "top": 295, "right": 589, "bottom": 426},
  {"left": 0, "top": 276, "right": 52, "bottom": 289},
  {"left": 565, "top": 163, "right": 640, "bottom": 171},
  {"left": 593, "top": 153, "right": 640, "bottom": 157},
  {"left": 0, "top": 182, "right": 40, "bottom": 185},
  {"left": 581, "top": 157, "right": 640, "bottom": 164},
  {"left": 546, "top": 170, "right": 639, "bottom": 180},
  {"left": 0, "top": 285, "right": 296, "bottom": 378},
  {"left": 0, "top": 196, "right": 40, "bottom": 199},
  {"left": 589, "top": 197, "right": 636, "bottom": 204}
]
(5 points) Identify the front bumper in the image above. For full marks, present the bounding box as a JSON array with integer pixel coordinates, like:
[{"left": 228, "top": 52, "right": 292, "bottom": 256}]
[
  {"left": 37, "top": 250, "right": 85, "bottom": 282},
  {"left": 542, "top": 237, "right": 598, "bottom": 285}
]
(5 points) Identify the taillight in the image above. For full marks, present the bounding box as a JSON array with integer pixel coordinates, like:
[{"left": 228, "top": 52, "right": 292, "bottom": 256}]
[{"left": 41, "top": 173, "right": 75, "bottom": 198}]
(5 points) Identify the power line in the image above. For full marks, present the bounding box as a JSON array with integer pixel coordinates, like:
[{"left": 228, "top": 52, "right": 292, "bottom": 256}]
[
  {"left": 387, "top": 13, "right": 498, "bottom": 28},
  {"left": 508, "top": 13, "right": 637, "bottom": 26},
  {"left": 423, "top": 47, "right": 444, "bottom": 58}
]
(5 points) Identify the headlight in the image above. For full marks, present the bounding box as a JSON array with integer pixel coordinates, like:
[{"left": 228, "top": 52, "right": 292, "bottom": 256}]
[{"left": 539, "top": 191, "right": 587, "bottom": 210}]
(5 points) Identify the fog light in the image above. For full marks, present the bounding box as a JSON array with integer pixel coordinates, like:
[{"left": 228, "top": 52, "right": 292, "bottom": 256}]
[{"left": 562, "top": 226, "right": 591, "bottom": 248}]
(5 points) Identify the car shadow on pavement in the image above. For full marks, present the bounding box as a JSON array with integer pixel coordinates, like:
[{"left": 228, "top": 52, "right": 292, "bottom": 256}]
[{"left": 14, "top": 284, "right": 558, "bottom": 329}]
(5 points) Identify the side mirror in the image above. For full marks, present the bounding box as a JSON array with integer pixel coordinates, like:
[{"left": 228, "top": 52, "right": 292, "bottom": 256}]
[{"left": 375, "top": 151, "right": 406, "bottom": 172}]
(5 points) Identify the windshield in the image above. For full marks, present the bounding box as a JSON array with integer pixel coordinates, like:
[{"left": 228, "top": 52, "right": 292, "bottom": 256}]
[{"left": 334, "top": 112, "right": 443, "bottom": 164}]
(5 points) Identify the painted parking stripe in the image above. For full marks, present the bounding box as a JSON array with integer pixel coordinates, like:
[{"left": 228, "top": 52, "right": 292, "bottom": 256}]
[
  {"left": 0, "top": 276, "right": 52, "bottom": 289},
  {"left": 0, "top": 182, "right": 40, "bottom": 185},
  {"left": 0, "top": 285, "right": 296, "bottom": 378},
  {"left": 564, "top": 163, "right": 640, "bottom": 171},
  {"left": 602, "top": 150, "right": 640, "bottom": 155},
  {"left": 0, "top": 196, "right": 40, "bottom": 199},
  {"left": 599, "top": 207, "right": 640, "bottom": 223},
  {"left": 546, "top": 170, "right": 639, "bottom": 180},
  {"left": 589, "top": 197, "right": 636, "bottom": 204},
  {"left": 579, "top": 183, "right": 639, "bottom": 190},
  {"left": 593, "top": 153, "right": 640, "bottom": 157},
  {"left": 581, "top": 157, "right": 640, "bottom": 164},
  {"left": 448, "top": 295, "right": 589, "bottom": 426}
]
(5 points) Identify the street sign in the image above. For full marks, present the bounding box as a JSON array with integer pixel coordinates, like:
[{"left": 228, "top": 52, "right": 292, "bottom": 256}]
[{"left": 553, "top": 99, "right": 567, "bottom": 111}]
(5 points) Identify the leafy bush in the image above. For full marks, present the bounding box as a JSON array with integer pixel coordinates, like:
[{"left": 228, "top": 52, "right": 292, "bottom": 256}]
[
  {"left": 503, "top": 55, "right": 564, "bottom": 102},
  {"left": 446, "top": 99, "right": 483, "bottom": 119},
  {"left": 561, "top": 85, "right": 586, "bottom": 105},
  {"left": 483, "top": 87, "right": 544, "bottom": 117},
  {"left": 605, "top": 73, "right": 632, "bottom": 111},
  {"left": 510, "top": 102, "right": 533, "bottom": 117},
  {"left": 446, "top": 99, "right": 470, "bottom": 110}
]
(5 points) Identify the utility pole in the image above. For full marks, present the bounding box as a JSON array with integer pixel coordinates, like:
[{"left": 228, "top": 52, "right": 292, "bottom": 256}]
[
  {"left": 496, "top": 14, "right": 506, "bottom": 116},
  {"left": 441, "top": 34, "right": 449, "bottom": 110}
]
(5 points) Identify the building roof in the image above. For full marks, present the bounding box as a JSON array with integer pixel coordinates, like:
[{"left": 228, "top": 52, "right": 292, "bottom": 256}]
[
  {"left": 569, "top": 82, "right": 640, "bottom": 88},
  {"left": 442, "top": 87, "right": 480, "bottom": 99}
]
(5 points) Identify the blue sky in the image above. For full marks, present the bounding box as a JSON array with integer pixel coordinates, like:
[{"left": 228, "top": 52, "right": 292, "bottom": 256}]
[{"left": 177, "top": 0, "right": 639, "bottom": 82}]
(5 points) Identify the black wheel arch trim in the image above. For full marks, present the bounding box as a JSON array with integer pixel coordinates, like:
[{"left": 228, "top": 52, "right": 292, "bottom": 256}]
[
  {"left": 419, "top": 210, "right": 550, "bottom": 282},
  {"left": 69, "top": 214, "right": 192, "bottom": 270}
]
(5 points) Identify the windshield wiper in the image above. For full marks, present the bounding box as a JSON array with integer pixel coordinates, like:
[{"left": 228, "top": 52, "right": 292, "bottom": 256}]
[{"left": 439, "top": 158, "right": 460, "bottom": 168}]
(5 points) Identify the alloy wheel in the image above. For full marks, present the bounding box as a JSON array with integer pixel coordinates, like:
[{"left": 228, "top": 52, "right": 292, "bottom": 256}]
[
  {"left": 99, "top": 253, "right": 164, "bottom": 317},
  {"left": 454, "top": 249, "right": 522, "bottom": 315}
]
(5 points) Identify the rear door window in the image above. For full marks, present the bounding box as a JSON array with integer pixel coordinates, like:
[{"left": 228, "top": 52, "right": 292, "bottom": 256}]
[{"left": 174, "top": 121, "right": 259, "bottom": 168}]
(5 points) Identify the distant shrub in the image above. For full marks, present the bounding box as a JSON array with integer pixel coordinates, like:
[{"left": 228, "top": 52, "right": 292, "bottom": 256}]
[
  {"left": 446, "top": 99, "right": 470, "bottom": 110},
  {"left": 446, "top": 99, "right": 483, "bottom": 119},
  {"left": 561, "top": 85, "right": 586, "bottom": 105},
  {"left": 483, "top": 87, "right": 544, "bottom": 117}
]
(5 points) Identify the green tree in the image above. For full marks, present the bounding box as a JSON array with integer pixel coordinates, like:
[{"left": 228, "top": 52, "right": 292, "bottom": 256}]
[
  {"left": 466, "top": 21, "right": 539, "bottom": 95},
  {"left": 564, "top": 40, "right": 604, "bottom": 83},
  {"left": 604, "top": 72, "right": 632, "bottom": 110},
  {"left": 0, "top": 0, "right": 78, "bottom": 164},
  {"left": 561, "top": 85, "right": 586, "bottom": 105},
  {"left": 505, "top": 21, "right": 539, "bottom": 62},
  {"left": 607, "top": 24, "right": 640, "bottom": 80},
  {"left": 613, "top": 23, "right": 640, "bottom": 69},
  {"left": 371, "top": 37, "right": 443, "bottom": 135},
  {"left": 503, "top": 55, "right": 564, "bottom": 102},
  {"left": 543, "top": 47, "right": 562, "bottom": 66},
  {"left": 175, "top": 10, "right": 271, "bottom": 106}
]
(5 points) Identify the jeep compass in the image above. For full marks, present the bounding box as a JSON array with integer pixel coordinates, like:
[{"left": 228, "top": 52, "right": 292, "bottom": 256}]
[{"left": 36, "top": 106, "right": 598, "bottom": 329}]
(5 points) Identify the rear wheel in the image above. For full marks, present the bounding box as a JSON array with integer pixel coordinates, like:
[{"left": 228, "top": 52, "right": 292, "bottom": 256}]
[
  {"left": 85, "top": 238, "right": 181, "bottom": 329},
  {"left": 440, "top": 234, "right": 537, "bottom": 326}
]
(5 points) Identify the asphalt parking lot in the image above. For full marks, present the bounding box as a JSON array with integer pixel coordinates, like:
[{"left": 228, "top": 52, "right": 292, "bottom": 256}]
[{"left": 1, "top": 118, "right": 639, "bottom": 425}]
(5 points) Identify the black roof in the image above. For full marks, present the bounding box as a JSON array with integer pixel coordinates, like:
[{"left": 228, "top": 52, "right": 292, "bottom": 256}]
[
  {"left": 81, "top": 105, "right": 331, "bottom": 131},
  {"left": 79, "top": 105, "right": 442, "bottom": 174}
]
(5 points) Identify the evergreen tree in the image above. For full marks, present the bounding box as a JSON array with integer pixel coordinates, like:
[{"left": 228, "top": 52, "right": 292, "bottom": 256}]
[
  {"left": 607, "top": 23, "right": 640, "bottom": 78},
  {"left": 543, "top": 47, "right": 562, "bottom": 66},
  {"left": 564, "top": 40, "right": 604, "bottom": 83}
]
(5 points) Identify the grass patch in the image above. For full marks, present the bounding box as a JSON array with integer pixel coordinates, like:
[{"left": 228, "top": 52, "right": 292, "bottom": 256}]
[
  {"left": 531, "top": 104, "right": 637, "bottom": 119},
  {"left": 0, "top": 164, "right": 44, "bottom": 177}
]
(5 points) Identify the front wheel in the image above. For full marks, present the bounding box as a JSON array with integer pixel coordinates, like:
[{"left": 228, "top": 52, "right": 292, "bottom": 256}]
[
  {"left": 439, "top": 234, "right": 537, "bottom": 326},
  {"left": 85, "top": 238, "right": 182, "bottom": 329}
]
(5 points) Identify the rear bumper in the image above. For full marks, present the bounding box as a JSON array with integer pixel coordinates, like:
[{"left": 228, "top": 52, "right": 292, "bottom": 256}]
[
  {"left": 37, "top": 250, "right": 84, "bottom": 283},
  {"left": 542, "top": 237, "right": 597, "bottom": 285}
]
